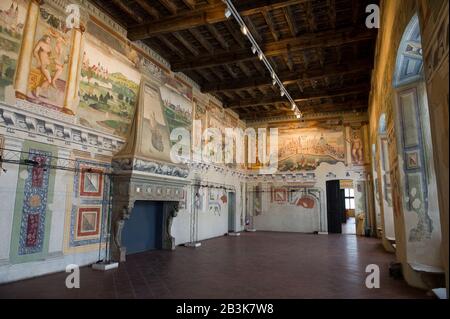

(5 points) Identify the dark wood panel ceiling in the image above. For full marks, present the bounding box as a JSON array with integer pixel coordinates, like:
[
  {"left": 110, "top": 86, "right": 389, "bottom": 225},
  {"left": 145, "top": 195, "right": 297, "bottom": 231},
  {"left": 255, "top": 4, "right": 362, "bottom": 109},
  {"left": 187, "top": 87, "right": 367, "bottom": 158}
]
[{"left": 90, "top": 0, "right": 378, "bottom": 120}]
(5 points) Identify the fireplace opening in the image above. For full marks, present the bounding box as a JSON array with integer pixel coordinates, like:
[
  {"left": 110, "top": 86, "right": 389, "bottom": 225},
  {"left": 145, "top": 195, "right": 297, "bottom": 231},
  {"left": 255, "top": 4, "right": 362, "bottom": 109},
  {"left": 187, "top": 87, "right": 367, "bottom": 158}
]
[{"left": 121, "top": 201, "right": 164, "bottom": 255}]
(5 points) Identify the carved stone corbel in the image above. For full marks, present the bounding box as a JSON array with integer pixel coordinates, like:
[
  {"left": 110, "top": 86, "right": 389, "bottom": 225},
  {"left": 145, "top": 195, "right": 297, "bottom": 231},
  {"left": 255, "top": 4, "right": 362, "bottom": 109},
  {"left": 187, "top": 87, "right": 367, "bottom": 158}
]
[
  {"left": 162, "top": 201, "right": 180, "bottom": 250},
  {"left": 111, "top": 201, "right": 134, "bottom": 262}
]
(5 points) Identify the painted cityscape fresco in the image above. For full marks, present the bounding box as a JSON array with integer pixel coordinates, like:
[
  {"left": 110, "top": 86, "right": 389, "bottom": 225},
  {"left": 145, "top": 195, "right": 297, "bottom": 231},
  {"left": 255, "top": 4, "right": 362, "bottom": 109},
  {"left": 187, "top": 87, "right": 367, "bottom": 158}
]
[
  {"left": 278, "top": 127, "right": 345, "bottom": 171},
  {"left": 78, "top": 32, "right": 140, "bottom": 137}
]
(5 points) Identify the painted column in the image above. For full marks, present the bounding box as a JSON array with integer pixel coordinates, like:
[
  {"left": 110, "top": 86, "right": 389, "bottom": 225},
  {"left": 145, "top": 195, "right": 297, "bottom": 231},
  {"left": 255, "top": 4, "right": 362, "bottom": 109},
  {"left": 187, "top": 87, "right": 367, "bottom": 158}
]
[
  {"left": 344, "top": 125, "right": 351, "bottom": 166},
  {"left": 62, "top": 25, "right": 85, "bottom": 115},
  {"left": 14, "top": 0, "right": 42, "bottom": 99}
]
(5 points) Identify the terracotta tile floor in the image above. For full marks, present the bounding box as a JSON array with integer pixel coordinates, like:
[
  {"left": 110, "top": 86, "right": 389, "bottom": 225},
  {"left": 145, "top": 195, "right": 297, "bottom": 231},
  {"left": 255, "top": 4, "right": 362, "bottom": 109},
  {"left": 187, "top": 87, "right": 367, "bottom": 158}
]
[{"left": 0, "top": 232, "right": 429, "bottom": 299}]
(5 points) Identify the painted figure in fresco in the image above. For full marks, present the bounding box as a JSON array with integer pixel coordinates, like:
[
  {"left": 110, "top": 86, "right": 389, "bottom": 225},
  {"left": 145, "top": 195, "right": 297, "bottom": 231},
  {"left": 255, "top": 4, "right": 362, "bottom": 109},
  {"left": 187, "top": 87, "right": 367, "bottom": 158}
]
[
  {"left": 351, "top": 130, "right": 364, "bottom": 164},
  {"left": 32, "top": 30, "right": 69, "bottom": 97},
  {"left": 51, "top": 29, "right": 68, "bottom": 87},
  {"left": 33, "top": 35, "right": 53, "bottom": 96}
]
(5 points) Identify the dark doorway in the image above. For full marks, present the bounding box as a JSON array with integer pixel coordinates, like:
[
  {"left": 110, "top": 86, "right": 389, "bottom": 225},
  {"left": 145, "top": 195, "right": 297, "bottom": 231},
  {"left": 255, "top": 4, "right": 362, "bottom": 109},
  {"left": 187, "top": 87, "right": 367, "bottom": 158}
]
[
  {"left": 326, "top": 180, "right": 345, "bottom": 233},
  {"left": 122, "top": 201, "right": 164, "bottom": 255},
  {"left": 228, "top": 192, "right": 236, "bottom": 232}
]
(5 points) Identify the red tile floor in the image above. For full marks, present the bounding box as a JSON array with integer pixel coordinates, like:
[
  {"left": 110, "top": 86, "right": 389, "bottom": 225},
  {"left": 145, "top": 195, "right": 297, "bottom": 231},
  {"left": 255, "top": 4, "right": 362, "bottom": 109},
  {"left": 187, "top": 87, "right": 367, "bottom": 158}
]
[{"left": 0, "top": 232, "right": 429, "bottom": 299}]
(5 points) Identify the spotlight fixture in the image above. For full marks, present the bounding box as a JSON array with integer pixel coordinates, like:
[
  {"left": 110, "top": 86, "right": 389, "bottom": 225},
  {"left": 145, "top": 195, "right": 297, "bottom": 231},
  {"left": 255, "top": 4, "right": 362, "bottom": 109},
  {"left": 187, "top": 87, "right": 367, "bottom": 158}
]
[
  {"left": 224, "top": 0, "right": 302, "bottom": 120},
  {"left": 225, "top": 8, "right": 232, "bottom": 19},
  {"left": 258, "top": 51, "right": 263, "bottom": 60}
]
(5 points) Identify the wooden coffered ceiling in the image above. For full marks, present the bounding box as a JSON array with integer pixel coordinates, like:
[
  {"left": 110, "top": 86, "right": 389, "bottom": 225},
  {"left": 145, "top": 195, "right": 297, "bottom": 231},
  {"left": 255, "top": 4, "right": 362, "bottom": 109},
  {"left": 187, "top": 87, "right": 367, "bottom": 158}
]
[{"left": 90, "top": 0, "right": 379, "bottom": 120}]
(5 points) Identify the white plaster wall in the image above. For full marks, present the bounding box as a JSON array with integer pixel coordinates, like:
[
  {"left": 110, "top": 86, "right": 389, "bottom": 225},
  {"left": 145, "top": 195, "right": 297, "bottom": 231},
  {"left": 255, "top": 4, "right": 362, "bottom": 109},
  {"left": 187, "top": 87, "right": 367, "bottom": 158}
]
[
  {"left": 0, "top": 137, "right": 23, "bottom": 262},
  {"left": 249, "top": 162, "right": 368, "bottom": 234},
  {"left": 172, "top": 168, "right": 246, "bottom": 246},
  {"left": 255, "top": 206, "right": 319, "bottom": 233},
  {"left": 47, "top": 149, "right": 71, "bottom": 254}
]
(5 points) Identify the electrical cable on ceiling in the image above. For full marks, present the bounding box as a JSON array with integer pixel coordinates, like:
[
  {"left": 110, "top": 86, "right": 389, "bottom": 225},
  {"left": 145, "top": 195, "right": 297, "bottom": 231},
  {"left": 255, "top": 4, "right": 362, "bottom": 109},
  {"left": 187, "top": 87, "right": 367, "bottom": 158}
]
[{"left": 223, "top": 0, "right": 303, "bottom": 119}]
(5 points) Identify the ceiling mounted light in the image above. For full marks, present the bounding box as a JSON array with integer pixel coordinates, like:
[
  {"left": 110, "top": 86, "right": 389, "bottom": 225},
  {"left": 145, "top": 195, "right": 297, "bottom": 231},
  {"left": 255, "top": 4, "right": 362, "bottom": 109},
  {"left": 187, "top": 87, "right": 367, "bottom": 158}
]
[
  {"left": 258, "top": 51, "right": 263, "bottom": 60},
  {"left": 272, "top": 78, "right": 277, "bottom": 86},
  {"left": 291, "top": 103, "right": 296, "bottom": 110},
  {"left": 241, "top": 25, "right": 248, "bottom": 35},
  {"left": 251, "top": 45, "right": 257, "bottom": 54},
  {"left": 225, "top": 8, "right": 232, "bottom": 19},
  {"left": 281, "top": 90, "right": 285, "bottom": 97}
]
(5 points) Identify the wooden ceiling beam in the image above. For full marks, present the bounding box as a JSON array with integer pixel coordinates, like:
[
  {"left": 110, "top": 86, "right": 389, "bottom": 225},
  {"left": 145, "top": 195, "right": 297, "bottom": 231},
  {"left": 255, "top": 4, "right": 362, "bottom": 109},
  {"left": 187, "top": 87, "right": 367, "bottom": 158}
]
[
  {"left": 241, "top": 100, "right": 368, "bottom": 118},
  {"left": 243, "top": 16, "right": 262, "bottom": 43},
  {"left": 206, "top": 24, "right": 229, "bottom": 50},
  {"left": 304, "top": 1, "right": 316, "bottom": 32},
  {"left": 171, "top": 27, "right": 375, "bottom": 71},
  {"left": 172, "top": 31, "right": 199, "bottom": 56},
  {"left": 283, "top": 6, "right": 298, "bottom": 37},
  {"left": 157, "top": 35, "right": 185, "bottom": 58},
  {"left": 112, "top": 0, "right": 144, "bottom": 23},
  {"left": 189, "top": 28, "right": 214, "bottom": 54},
  {"left": 135, "top": 0, "right": 160, "bottom": 19},
  {"left": 181, "top": 0, "right": 196, "bottom": 10},
  {"left": 225, "top": 84, "right": 369, "bottom": 108},
  {"left": 262, "top": 9, "right": 279, "bottom": 41},
  {"left": 128, "top": 0, "right": 309, "bottom": 40},
  {"left": 158, "top": 0, "right": 178, "bottom": 15},
  {"left": 201, "top": 59, "right": 371, "bottom": 92},
  {"left": 327, "top": 0, "right": 336, "bottom": 28},
  {"left": 237, "top": 61, "right": 252, "bottom": 77},
  {"left": 224, "top": 20, "right": 247, "bottom": 48}
]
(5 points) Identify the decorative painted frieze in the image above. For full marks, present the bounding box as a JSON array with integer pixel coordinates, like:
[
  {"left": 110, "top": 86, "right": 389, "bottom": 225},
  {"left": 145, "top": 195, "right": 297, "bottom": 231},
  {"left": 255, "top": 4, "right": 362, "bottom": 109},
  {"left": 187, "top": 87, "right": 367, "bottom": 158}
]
[
  {"left": 112, "top": 157, "right": 189, "bottom": 178},
  {"left": 0, "top": 103, "right": 123, "bottom": 154}
]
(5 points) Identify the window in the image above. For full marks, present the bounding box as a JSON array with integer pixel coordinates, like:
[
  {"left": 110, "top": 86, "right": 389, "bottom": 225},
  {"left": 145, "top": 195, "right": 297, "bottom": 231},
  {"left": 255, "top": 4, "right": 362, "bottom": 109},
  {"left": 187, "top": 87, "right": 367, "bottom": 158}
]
[{"left": 345, "top": 188, "right": 355, "bottom": 210}]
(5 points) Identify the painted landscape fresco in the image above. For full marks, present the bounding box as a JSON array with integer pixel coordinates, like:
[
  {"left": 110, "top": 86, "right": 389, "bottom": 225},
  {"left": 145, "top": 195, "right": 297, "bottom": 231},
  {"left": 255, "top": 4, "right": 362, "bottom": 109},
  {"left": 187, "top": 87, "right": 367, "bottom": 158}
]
[
  {"left": 0, "top": 0, "right": 28, "bottom": 102},
  {"left": 78, "top": 31, "right": 140, "bottom": 137},
  {"left": 278, "top": 127, "right": 345, "bottom": 171},
  {"left": 159, "top": 74, "right": 193, "bottom": 144},
  {"left": 27, "top": 4, "right": 72, "bottom": 109}
]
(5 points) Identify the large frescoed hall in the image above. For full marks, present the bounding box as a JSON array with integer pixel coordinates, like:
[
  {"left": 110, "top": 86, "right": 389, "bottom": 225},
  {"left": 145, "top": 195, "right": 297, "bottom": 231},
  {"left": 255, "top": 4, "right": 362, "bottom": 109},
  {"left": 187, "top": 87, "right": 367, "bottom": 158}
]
[{"left": 0, "top": 0, "right": 448, "bottom": 300}]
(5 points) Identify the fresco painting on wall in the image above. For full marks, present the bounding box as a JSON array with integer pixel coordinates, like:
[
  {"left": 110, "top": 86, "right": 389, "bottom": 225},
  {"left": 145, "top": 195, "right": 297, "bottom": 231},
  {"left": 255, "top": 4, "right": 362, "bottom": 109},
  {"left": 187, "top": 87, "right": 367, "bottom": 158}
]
[
  {"left": 205, "top": 101, "right": 225, "bottom": 162},
  {"left": 193, "top": 100, "right": 207, "bottom": 159},
  {"left": 283, "top": 188, "right": 316, "bottom": 208},
  {"left": 159, "top": 75, "right": 193, "bottom": 146},
  {"left": 0, "top": 0, "right": 28, "bottom": 102},
  {"left": 271, "top": 187, "right": 287, "bottom": 203},
  {"left": 10, "top": 142, "right": 57, "bottom": 264},
  {"left": 26, "top": 4, "right": 72, "bottom": 109},
  {"left": 278, "top": 127, "right": 345, "bottom": 171},
  {"left": 141, "top": 83, "right": 172, "bottom": 162},
  {"left": 69, "top": 159, "right": 109, "bottom": 248},
  {"left": 76, "top": 207, "right": 101, "bottom": 238},
  {"left": 350, "top": 127, "right": 365, "bottom": 165},
  {"left": 78, "top": 28, "right": 140, "bottom": 137}
]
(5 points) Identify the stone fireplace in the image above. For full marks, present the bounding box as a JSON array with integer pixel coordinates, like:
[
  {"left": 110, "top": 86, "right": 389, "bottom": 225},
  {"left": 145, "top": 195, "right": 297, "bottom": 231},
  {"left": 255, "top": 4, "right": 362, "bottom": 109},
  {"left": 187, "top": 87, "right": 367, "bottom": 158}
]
[{"left": 110, "top": 158, "right": 190, "bottom": 261}]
